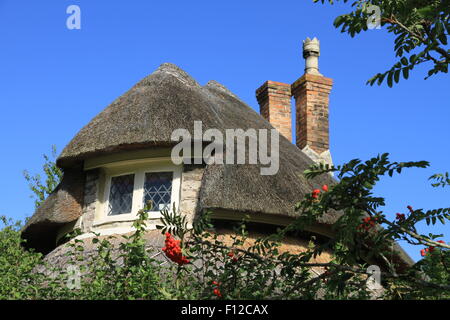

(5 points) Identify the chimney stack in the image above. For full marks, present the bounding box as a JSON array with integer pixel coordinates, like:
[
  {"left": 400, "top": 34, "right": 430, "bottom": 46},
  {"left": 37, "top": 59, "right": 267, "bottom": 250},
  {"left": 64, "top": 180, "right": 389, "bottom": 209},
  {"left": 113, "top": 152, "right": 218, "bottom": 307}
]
[
  {"left": 255, "top": 38, "right": 333, "bottom": 167},
  {"left": 256, "top": 81, "right": 292, "bottom": 142},
  {"left": 291, "top": 37, "right": 333, "bottom": 166}
]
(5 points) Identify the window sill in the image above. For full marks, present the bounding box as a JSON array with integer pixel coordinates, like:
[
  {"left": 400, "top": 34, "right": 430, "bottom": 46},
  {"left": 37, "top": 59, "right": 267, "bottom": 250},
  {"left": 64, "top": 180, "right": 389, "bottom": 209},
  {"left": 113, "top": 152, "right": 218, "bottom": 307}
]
[{"left": 93, "top": 211, "right": 162, "bottom": 228}]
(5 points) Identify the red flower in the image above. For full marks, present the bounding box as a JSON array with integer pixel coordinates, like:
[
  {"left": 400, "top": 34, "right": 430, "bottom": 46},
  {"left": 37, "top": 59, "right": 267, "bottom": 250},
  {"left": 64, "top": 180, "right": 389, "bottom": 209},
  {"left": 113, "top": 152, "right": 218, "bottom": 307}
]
[
  {"left": 396, "top": 213, "right": 405, "bottom": 221},
  {"left": 420, "top": 249, "right": 426, "bottom": 257},
  {"left": 213, "top": 288, "right": 222, "bottom": 298},
  {"left": 312, "top": 189, "right": 321, "bottom": 199},
  {"left": 162, "top": 233, "right": 190, "bottom": 265},
  {"left": 407, "top": 205, "right": 414, "bottom": 213},
  {"left": 212, "top": 281, "right": 219, "bottom": 286},
  {"left": 322, "top": 185, "right": 329, "bottom": 192},
  {"left": 437, "top": 240, "right": 445, "bottom": 244}
]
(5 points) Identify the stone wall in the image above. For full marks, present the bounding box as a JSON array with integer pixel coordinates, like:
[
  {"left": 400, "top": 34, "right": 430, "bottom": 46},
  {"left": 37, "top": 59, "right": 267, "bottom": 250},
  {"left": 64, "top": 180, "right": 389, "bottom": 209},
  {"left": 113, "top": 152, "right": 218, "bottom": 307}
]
[
  {"left": 80, "top": 169, "right": 100, "bottom": 233},
  {"left": 179, "top": 165, "right": 205, "bottom": 225}
]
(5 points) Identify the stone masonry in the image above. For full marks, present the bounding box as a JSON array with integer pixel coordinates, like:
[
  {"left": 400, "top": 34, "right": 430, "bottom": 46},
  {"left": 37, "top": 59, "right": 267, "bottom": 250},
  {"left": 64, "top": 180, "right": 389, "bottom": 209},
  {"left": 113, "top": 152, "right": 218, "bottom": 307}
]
[
  {"left": 80, "top": 169, "right": 100, "bottom": 233},
  {"left": 179, "top": 165, "right": 205, "bottom": 225}
]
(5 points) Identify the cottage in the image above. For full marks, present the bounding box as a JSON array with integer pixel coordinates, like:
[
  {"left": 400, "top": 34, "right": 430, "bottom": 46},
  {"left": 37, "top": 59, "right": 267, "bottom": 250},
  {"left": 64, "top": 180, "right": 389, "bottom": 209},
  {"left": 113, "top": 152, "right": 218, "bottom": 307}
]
[{"left": 21, "top": 38, "right": 413, "bottom": 271}]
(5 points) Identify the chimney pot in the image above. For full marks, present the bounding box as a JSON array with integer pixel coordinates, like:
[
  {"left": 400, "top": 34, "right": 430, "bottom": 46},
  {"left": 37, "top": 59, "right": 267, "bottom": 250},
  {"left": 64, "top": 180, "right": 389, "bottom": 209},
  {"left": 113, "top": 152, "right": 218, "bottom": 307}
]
[{"left": 303, "top": 37, "right": 321, "bottom": 76}]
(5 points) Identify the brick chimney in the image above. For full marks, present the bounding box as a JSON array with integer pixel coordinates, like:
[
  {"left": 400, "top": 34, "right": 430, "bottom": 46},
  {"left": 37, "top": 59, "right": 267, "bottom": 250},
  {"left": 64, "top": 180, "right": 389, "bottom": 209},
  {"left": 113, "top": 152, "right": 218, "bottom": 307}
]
[
  {"left": 291, "top": 37, "right": 333, "bottom": 166},
  {"left": 256, "top": 81, "right": 292, "bottom": 142}
]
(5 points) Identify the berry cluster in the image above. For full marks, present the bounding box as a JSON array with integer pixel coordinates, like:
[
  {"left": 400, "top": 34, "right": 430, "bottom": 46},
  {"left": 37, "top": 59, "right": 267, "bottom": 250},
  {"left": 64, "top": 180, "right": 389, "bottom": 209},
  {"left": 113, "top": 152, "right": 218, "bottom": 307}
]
[
  {"left": 212, "top": 281, "right": 222, "bottom": 298},
  {"left": 420, "top": 240, "right": 445, "bottom": 257},
  {"left": 228, "top": 251, "right": 238, "bottom": 263},
  {"left": 162, "top": 232, "right": 190, "bottom": 265},
  {"left": 311, "top": 185, "right": 329, "bottom": 199},
  {"left": 358, "top": 216, "right": 378, "bottom": 232},
  {"left": 396, "top": 206, "right": 414, "bottom": 222}
]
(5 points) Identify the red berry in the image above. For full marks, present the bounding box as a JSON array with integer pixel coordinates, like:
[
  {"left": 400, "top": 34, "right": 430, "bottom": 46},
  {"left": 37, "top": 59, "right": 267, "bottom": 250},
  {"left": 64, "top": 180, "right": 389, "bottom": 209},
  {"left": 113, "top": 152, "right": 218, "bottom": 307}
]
[
  {"left": 312, "top": 189, "right": 321, "bottom": 199},
  {"left": 162, "top": 233, "right": 189, "bottom": 265},
  {"left": 213, "top": 288, "right": 222, "bottom": 297}
]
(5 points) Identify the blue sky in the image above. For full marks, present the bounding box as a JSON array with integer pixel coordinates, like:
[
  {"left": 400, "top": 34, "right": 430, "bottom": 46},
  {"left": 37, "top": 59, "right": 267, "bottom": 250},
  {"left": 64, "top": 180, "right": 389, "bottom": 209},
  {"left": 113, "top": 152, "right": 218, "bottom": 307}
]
[{"left": 0, "top": 0, "right": 448, "bottom": 262}]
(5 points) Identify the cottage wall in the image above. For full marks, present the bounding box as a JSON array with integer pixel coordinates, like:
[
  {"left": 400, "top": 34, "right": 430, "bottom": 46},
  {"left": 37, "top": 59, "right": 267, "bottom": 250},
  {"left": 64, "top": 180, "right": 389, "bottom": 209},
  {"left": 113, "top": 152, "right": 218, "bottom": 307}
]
[
  {"left": 79, "top": 169, "right": 101, "bottom": 233},
  {"left": 179, "top": 165, "right": 205, "bottom": 225}
]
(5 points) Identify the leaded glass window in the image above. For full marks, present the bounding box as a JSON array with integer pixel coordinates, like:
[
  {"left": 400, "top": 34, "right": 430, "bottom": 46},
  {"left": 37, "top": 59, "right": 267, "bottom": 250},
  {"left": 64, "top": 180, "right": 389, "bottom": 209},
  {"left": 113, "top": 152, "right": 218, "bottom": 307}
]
[
  {"left": 143, "top": 172, "right": 173, "bottom": 211},
  {"left": 108, "top": 174, "right": 135, "bottom": 215}
]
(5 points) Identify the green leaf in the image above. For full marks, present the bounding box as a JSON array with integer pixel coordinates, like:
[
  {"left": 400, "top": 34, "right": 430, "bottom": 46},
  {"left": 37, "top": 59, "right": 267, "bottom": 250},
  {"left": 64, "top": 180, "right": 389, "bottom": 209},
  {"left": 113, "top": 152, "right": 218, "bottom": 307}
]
[
  {"left": 402, "top": 67, "right": 409, "bottom": 79},
  {"left": 387, "top": 71, "right": 394, "bottom": 87},
  {"left": 394, "top": 69, "right": 400, "bottom": 83}
]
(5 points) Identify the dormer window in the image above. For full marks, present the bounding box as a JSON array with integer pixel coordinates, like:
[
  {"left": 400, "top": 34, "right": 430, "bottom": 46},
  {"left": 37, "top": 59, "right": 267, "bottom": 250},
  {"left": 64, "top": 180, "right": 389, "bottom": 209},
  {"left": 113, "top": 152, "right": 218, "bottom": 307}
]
[{"left": 93, "top": 159, "right": 182, "bottom": 227}]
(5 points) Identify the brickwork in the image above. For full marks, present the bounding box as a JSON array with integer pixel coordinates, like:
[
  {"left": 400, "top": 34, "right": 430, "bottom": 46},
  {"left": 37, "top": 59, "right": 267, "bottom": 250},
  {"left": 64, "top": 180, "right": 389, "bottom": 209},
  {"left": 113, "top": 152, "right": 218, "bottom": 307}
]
[
  {"left": 256, "top": 81, "right": 292, "bottom": 142},
  {"left": 291, "top": 74, "right": 333, "bottom": 155}
]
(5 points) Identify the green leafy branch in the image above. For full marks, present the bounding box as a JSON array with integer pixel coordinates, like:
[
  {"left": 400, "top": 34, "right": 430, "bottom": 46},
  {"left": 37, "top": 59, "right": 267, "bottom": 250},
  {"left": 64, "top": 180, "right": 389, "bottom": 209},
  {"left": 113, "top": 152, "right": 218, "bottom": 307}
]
[
  {"left": 23, "top": 145, "right": 62, "bottom": 209},
  {"left": 315, "top": 0, "right": 449, "bottom": 87}
]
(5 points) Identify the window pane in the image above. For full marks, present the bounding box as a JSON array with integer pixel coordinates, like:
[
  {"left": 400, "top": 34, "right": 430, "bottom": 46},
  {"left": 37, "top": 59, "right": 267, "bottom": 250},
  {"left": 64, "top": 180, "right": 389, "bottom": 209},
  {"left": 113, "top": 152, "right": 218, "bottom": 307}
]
[
  {"left": 108, "top": 174, "right": 134, "bottom": 216},
  {"left": 143, "top": 172, "right": 173, "bottom": 211}
]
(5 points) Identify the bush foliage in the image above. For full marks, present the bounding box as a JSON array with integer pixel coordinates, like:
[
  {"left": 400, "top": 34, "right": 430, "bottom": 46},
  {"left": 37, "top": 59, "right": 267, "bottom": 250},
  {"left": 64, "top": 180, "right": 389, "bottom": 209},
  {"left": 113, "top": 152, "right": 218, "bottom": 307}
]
[{"left": 2, "top": 154, "right": 449, "bottom": 300}]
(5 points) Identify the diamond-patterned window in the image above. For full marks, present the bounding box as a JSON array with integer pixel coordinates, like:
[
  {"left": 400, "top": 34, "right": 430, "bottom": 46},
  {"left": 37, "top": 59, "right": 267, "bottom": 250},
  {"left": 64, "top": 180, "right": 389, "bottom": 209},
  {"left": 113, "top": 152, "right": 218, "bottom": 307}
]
[
  {"left": 108, "top": 174, "right": 135, "bottom": 216},
  {"left": 143, "top": 172, "right": 173, "bottom": 211}
]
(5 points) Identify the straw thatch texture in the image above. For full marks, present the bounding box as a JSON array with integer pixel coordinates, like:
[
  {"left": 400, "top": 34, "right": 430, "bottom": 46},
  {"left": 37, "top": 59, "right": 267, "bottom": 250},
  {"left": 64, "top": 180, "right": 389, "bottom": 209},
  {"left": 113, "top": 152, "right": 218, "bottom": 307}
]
[{"left": 24, "top": 63, "right": 337, "bottom": 253}]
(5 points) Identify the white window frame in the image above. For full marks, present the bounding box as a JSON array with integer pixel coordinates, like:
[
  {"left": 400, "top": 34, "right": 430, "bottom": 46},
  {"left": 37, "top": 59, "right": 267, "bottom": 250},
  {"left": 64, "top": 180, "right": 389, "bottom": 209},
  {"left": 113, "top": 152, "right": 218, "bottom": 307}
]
[{"left": 96, "top": 160, "right": 182, "bottom": 225}]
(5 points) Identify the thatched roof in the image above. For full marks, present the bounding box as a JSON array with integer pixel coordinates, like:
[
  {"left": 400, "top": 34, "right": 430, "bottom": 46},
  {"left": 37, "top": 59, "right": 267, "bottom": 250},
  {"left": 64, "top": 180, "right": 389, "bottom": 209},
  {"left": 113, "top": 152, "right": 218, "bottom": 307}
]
[
  {"left": 21, "top": 167, "right": 85, "bottom": 253},
  {"left": 22, "top": 63, "right": 340, "bottom": 253},
  {"left": 56, "top": 62, "right": 337, "bottom": 220}
]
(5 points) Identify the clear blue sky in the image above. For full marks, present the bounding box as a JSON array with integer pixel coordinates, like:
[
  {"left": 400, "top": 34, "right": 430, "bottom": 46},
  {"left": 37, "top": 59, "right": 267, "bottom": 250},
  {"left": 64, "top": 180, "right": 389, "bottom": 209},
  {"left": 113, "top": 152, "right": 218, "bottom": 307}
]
[{"left": 0, "top": 0, "right": 448, "bottom": 262}]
